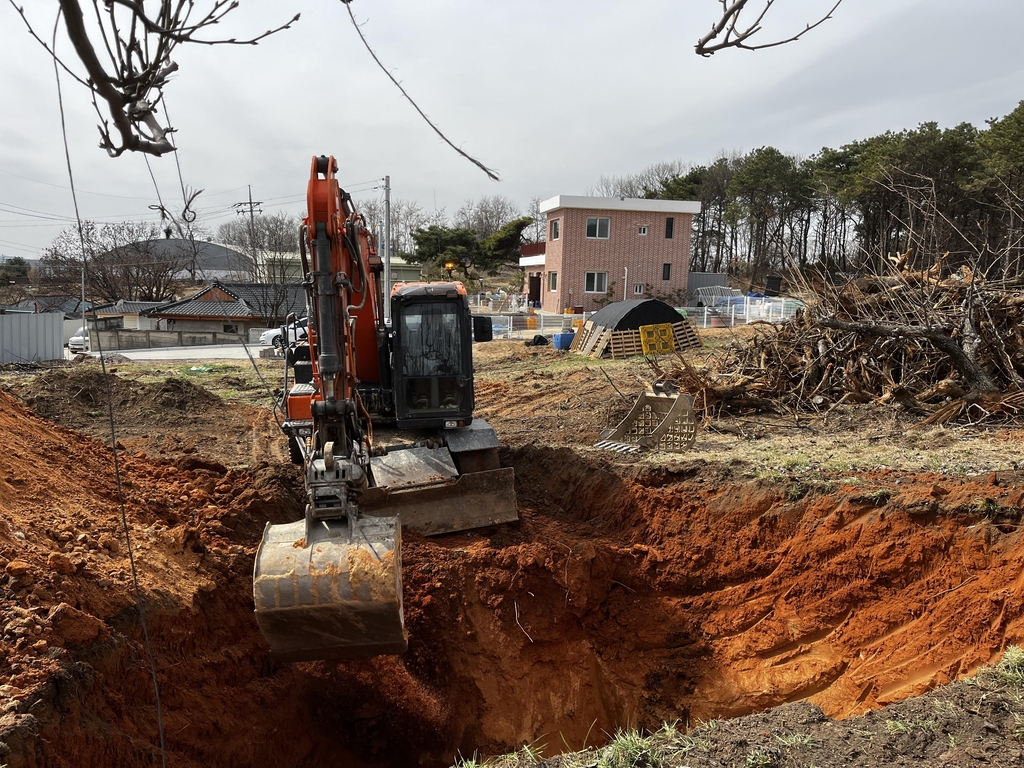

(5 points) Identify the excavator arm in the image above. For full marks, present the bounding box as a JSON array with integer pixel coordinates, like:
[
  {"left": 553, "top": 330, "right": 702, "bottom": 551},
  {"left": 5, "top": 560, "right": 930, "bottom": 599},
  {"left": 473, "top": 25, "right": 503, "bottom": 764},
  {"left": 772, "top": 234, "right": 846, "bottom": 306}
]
[{"left": 253, "top": 157, "right": 406, "bottom": 662}]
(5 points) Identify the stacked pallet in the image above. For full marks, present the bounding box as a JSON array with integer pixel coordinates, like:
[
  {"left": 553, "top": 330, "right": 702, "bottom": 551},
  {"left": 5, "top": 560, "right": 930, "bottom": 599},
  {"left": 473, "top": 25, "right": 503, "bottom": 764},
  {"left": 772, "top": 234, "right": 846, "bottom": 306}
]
[{"left": 571, "top": 319, "right": 700, "bottom": 359}]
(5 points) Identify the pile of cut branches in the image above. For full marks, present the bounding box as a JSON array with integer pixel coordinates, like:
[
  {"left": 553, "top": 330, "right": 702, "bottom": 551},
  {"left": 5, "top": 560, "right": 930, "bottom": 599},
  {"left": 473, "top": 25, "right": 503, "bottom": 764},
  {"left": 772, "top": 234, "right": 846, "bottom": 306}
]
[{"left": 652, "top": 257, "right": 1024, "bottom": 425}]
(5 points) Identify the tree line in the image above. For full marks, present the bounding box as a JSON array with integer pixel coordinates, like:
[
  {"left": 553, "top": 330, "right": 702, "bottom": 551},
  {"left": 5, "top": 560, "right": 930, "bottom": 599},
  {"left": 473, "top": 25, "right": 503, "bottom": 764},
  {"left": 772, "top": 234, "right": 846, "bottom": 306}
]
[
  {"left": 35, "top": 100, "right": 1024, "bottom": 302},
  {"left": 597, "top": 101, "right": 1024, "bottom": 285}
]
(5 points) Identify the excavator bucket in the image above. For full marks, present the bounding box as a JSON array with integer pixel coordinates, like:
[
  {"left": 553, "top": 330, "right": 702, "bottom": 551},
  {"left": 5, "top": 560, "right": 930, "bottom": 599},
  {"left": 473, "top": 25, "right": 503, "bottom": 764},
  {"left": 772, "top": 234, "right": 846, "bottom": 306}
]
[
  {"left": 254, "top": 425, "right": 517, "bottom": 662},
  {"left": 253, "top": 515, "right": 406, "bottom": 662},
  {"left": 595, "top": 392, "right": 697, "bottom": 453}
]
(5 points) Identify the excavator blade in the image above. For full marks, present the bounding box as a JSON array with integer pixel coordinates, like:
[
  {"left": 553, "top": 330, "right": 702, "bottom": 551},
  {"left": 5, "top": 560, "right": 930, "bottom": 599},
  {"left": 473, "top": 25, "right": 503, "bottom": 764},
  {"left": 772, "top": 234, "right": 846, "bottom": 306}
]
[
  {"left": 361, "top": 466, "right": 518, "bottom": 536},
  {"left": 253, "top": 515, "right": 406, "bottom": 662}
]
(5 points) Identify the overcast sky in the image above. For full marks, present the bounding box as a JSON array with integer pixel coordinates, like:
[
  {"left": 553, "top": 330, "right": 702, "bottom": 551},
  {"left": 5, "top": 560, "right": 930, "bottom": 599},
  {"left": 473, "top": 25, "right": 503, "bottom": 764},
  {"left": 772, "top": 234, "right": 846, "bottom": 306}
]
[{"left": 1, "top": 0, "right": 1022, "bottom": 261}]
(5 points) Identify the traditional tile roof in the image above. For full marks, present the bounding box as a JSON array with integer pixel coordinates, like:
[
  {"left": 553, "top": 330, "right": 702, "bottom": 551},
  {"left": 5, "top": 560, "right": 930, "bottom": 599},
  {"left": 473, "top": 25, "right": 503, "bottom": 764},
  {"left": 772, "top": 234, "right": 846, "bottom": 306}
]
[
  {"left": 91, "top": 299, "right": 168, "bottom": 315},
  {"left": 15, "top": 295, "right": 93, "bottom": 315},
  {"left": 144, "top": 280, "right": 305, "bottom": 322}
]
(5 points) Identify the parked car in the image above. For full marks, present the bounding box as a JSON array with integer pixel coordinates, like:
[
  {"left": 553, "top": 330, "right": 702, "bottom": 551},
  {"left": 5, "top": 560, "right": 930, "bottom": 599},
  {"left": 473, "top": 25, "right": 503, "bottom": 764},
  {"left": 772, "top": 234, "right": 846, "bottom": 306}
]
[
  {"left": 67, "top": 326, "right": 89, "bottom": 354},
  {"left": 259, "top": 318, "right": 307, "bottom": 349}
]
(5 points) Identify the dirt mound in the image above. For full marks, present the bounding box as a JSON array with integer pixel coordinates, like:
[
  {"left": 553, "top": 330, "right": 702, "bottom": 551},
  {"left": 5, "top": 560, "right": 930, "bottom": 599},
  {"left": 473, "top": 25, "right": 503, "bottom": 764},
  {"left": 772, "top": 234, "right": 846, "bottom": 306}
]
[
  {"left": 11, "top": 367, "right": 218, "bottom": 429},
  {"left": 3, "top": 367, "right": 286, "bottom": 470}
]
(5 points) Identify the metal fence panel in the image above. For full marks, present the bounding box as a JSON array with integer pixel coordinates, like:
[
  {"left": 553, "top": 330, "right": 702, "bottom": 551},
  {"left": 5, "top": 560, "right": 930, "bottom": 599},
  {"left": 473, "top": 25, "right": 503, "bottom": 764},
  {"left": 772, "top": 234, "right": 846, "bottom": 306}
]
[
  {"left": 475, "top": 312, "right": 593, "bottom": 340},
  {"left": 687, "top": 273, "right": 729, "bottom": 302},
  {"left": 0, "top": 313, "right": 63, "bottom": 362}
]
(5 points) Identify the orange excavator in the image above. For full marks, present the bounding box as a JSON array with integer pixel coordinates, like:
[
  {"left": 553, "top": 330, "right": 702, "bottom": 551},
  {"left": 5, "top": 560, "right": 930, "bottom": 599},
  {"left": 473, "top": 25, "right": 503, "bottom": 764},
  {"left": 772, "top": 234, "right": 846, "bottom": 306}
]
[{"left": 253, "top": 156, "right": 517, "bottom": 662}]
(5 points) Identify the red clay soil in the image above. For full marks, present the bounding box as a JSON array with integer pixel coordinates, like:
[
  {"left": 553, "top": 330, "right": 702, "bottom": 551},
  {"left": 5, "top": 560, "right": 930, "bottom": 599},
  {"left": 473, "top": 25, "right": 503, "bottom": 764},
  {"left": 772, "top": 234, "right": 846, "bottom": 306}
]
[{"left": 2, "top": 383, "right": 1024, "bottom": 766}]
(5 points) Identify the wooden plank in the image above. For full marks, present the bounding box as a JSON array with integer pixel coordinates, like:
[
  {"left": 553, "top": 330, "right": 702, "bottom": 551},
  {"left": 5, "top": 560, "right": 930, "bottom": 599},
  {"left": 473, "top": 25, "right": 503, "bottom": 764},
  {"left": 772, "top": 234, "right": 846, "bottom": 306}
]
[
  {"left": 591, "top": 329, "right": 612, "bottom": 358},
  {"left": 610, "top": 329, "right": 643, "bottom": 359},
  {"left": 569, "top": 326, "right": 588, "bottom": 352},
  {"left": 581, "top": 326, "right": 604, "bottom": 356}
]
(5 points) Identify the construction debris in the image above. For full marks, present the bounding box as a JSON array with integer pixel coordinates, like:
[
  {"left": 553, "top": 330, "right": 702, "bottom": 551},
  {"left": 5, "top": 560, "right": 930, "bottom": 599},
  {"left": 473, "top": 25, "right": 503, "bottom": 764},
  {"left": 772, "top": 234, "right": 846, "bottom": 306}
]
[
  {"left": 651, "top": 260, "right": 1024, "bottom": 424},
  {"left": 570, "top": 299, "right": 702, "bottom": 359}
]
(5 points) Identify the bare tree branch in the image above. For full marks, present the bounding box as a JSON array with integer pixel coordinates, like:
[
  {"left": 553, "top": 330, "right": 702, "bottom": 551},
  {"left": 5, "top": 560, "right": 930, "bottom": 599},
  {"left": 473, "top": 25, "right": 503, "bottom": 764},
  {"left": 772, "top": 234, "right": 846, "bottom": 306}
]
[
  {"left": 696, "top": 0, "right": 844, "bottom": 56},
  {"left": 10, "top": 1, "right": 298, "bottom": 157}
]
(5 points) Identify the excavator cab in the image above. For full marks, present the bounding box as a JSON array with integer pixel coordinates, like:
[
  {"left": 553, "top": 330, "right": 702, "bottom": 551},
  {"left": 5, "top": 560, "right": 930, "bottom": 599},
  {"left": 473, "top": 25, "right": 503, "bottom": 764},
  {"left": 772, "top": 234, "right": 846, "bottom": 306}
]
[{"left": 390, "top": 284, "right": 474, "bottom": 430}]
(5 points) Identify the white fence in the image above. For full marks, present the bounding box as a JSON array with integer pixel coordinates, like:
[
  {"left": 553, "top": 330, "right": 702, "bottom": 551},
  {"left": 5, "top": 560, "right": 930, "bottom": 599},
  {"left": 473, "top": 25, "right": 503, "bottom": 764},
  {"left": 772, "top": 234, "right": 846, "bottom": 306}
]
[
  {"left": 476, "top": 312, "right": 592, "bottom": 340},
  {"left": 474, "top": 298, "right": 801, "bottom": 342},
  {"left": 684, "top": 297, "right": 803, "bottom": 328},
  {"left": 0, "top": 313, "right": 63, "bottom": 363}
]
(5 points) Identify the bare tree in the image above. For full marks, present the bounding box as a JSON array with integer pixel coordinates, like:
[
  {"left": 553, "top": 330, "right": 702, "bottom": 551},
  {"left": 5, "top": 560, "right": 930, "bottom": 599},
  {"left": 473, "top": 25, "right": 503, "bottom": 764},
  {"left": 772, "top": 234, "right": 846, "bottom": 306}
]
[
  {"left": 524, "top": 197, "right": 546, "bottom": 244},
  {"left": 42, "top": 220, "right": 185, "bottom": 301},
  {"left": 696, "top": 0, "right": 844, "bottom": 56},
  {"left": 0, "top": 284, "right": 29, "bottom": 306},
  {"left": 390, "top": 200, "right": 427, "bottom": 257},
  {"left": 218, "top": 211, "right": 300, "bottom": 281},
  {"left": 357, "top": 197, "right": 384, "bottom": 240},
  {"left": 453, "top": 195, "right": 520, "bottom": 240},
  {"left": 587, "top": 161, "right": 692, "bottom": 199},
  {"left": 10, "top": 1, "right": 297, "bottom": 156}
]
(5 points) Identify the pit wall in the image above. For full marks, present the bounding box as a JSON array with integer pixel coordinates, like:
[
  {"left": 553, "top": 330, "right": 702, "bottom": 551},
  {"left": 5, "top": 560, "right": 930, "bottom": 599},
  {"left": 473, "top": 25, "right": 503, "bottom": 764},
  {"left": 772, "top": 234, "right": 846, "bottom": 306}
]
[{"left": 4, "top": 440, "right": 1024, "bottom": 767}]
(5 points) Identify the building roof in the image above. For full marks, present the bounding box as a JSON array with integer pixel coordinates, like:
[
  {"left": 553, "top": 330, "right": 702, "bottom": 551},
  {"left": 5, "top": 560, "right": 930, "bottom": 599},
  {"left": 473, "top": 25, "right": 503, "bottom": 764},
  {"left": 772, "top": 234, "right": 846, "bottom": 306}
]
[
  {"left": 539, "top": 195, "right": 701, "bottom": 215},
  {"left": 145, "top": 280, "right": 306, "bottom": 321},
  {"left": 92, "top": 299, "right": 168, "bottom": 315},
  {"left": 15, "top": 295, "right": 93, "bottom": 315},
  {"left": 143, "top": 238, "right": 254, "bottom": 274}
]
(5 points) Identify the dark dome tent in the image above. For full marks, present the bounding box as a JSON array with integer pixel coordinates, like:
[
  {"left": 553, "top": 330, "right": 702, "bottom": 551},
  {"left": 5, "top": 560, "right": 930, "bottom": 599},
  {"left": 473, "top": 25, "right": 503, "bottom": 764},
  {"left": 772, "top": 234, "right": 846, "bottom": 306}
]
[
  {"left": 588, "top": 299, "right": 686, "bottom": 331},
  {"left": 570, "top": 299, "right": 700, "bottom": 358}
]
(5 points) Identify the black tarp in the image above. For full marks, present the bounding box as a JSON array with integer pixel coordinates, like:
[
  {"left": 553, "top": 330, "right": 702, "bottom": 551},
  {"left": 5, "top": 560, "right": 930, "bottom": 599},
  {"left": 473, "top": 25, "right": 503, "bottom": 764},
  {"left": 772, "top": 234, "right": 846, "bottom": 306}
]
[{"left": 587, "top": 299, "right": 683, "bottom": 331}]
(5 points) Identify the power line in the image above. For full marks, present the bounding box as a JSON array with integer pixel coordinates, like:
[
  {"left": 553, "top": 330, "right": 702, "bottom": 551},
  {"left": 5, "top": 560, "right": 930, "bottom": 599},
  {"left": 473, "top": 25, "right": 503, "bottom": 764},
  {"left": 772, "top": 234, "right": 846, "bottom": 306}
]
[{"left": 51, "top": 14, "right": 168, "bottom": 767}]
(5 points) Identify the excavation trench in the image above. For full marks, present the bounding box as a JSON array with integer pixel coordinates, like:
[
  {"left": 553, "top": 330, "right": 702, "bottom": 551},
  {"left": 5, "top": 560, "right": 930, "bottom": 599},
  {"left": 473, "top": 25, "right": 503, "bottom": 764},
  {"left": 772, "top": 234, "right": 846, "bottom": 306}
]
[{"left": 2, "top": 390, "right": 1024, "bottom": 767}]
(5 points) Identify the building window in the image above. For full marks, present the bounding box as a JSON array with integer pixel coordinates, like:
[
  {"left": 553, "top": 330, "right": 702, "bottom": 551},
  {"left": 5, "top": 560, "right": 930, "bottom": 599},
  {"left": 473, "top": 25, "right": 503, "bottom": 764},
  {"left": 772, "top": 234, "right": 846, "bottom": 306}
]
[
  {"left": 665, "top": 217, "right": 675, "bottom": 239},
  {"left": 550, "top": 219, "right": 560, "bottom": 241},
  {"left": 223, "top": 323, "right": 239, "bottom": 334},
  {"left": 662, "top": 263, "right": 672, "bottom": 280},
  {"left": 633, "top": 284, "right": 643, "bottom": 295},
  {"left": 638, "top": 226, "right": 648, "bottom": 236},
  {"left": 584, "top": 271, "right": 608, "bottom": 293},
  {"left": 585, "top": 217, "right": 610, "bottom": 239},
  {"left": 548, "top": 272, "right": 558, "bottom": 292}
]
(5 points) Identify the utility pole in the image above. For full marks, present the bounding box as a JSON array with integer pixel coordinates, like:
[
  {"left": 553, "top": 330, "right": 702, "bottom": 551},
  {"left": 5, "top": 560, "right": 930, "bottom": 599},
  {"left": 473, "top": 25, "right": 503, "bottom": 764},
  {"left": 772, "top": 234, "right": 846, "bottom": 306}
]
[
  {"left": 383, "top": 175, "right": 392, "bottom": 322},
  {"left": 81, "top": 263, "right": 87, "bottom": 353},
  {"left": 233, "top": 185, "right": 263, "bottom": 279}
]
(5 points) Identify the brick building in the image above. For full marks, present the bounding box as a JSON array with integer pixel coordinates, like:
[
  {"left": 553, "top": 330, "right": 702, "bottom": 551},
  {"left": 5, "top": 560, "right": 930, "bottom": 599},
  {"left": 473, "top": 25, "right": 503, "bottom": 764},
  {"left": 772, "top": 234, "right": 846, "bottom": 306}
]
[{"left": 531, "top": 196, "right": 700, "bottom": 313}]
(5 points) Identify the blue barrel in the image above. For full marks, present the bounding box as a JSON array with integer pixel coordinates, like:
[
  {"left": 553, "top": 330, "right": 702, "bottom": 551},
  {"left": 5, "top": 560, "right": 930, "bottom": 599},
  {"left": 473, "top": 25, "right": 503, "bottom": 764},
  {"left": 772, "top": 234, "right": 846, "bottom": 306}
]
[{"left": 552, "top": 332, "right": 575, "bottom": 350}]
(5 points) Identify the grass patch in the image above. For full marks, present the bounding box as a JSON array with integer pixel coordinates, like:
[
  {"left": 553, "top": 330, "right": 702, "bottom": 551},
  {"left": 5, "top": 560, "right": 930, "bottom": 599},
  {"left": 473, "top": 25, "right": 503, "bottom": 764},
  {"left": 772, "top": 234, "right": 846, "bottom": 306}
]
[
  {"left": 884, "top": 718, "right": 937, "bottom": 736},
  {"left": 973, "top": 497, "right": 1001, "bottom": 516},
  {"left": 990, "top": 646, "right": 1024, "bottom": 687},
  {"left": 745, "top": 747, "right": 783, "bottom": 767},
  {"left": 599, "top": 729, "right": 662, "bottom": 768},
  {"left": 775, "top": 732, "right": 817, "bottom": 748},
  {"left": 865, "top": 488, "right": 894, "bottom": 504}
]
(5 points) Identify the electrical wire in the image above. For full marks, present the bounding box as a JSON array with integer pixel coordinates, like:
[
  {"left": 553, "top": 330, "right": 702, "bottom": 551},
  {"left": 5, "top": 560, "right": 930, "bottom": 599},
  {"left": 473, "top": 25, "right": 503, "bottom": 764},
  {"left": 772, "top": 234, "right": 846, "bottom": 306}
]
[
  {"left": 50, "top": 10, "right": 168, "bottom": 768},
  {"left": 146, "top": 98, "right": 288, "bottom": 426}
]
